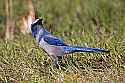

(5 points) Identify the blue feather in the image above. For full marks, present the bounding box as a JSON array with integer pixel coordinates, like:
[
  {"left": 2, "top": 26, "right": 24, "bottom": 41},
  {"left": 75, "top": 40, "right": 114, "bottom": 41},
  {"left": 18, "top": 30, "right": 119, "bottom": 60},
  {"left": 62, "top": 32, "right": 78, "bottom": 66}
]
[
  {"left": 63, "top": 46, "right": 109, "bottom": 54},
  {"left": 31, "top": 25, "right": 41, "bottom": 38},
  {"left": 37, "top": 28, "right": 51, "bottom": 43},
  {"left": 43, "top": 36, "right": 68, "bottom": 46}
]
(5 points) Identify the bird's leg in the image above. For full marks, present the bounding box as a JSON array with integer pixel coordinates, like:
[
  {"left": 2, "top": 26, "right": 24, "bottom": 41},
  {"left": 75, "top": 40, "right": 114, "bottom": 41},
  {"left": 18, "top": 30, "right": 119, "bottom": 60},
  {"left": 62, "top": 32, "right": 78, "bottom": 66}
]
[
  {"left": 54, "top": 58, "right": 60, "bottom": 69},
  {"left": 57, "top": 56, "right": 63, "bottom": 66},
  {"left": 50, "top": 55, "right": 61, "bottom": 69}
]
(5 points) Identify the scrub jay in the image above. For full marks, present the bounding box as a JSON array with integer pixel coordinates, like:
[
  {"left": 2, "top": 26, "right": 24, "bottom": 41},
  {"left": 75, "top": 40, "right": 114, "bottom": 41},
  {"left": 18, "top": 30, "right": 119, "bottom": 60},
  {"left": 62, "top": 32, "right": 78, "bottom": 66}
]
[{"left": 31, "top": 19, "right": 109, "bottom": 68}]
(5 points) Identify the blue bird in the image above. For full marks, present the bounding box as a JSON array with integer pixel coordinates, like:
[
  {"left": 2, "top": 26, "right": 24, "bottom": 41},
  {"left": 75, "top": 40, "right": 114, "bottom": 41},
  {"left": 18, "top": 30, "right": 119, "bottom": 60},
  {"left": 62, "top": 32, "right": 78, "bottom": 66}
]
[{"left": 31, "top": 19, "right": 109, "bottom": 68}]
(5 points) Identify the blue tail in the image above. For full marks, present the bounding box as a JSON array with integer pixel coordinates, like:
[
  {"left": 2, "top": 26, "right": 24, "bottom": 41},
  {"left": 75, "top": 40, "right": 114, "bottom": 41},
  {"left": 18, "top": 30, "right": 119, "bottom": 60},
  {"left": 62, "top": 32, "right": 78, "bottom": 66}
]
[{"left": 63, "top": 46, "right": 109, "bottom": 54}]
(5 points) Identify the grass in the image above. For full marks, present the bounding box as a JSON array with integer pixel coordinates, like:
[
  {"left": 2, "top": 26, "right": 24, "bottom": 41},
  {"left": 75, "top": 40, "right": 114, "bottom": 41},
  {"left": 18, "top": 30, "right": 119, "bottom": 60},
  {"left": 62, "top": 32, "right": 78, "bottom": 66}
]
[
  {"left": 0, "top": 0, "right": 125, "bottom": 82},
  {"left": 0, "top": 32, "right": 124, "bottom": 82}
]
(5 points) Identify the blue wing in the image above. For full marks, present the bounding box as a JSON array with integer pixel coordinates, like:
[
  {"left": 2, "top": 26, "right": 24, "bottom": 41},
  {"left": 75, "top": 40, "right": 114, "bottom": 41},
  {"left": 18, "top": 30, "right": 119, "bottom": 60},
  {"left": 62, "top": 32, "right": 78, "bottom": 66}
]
[{"left": 44, "top": 36, "right": 68, "bottom": 46}]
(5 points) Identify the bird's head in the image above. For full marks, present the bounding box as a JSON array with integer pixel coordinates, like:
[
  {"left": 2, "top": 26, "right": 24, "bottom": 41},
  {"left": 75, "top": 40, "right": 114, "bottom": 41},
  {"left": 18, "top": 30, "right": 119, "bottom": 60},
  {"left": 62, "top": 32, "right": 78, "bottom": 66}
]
[
  {"left": 31, "top": 19, "right": 44, "bottom": 38},
  {"left": 31, "top": 18, "right": 50, "bottom": 38},
  {"left": 31, "top": 18, "right": 44, "bottom": 27}
]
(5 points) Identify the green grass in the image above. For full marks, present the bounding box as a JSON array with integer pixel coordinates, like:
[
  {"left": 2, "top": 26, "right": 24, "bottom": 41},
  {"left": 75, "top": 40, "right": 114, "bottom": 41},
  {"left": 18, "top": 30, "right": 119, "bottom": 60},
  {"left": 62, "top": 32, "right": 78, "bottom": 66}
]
[
  {"left": 0, "top": 0, "right": 125, "bottom": 82},
  {"left": 0, "top": 33, "right": 124, "bottom": 83}
]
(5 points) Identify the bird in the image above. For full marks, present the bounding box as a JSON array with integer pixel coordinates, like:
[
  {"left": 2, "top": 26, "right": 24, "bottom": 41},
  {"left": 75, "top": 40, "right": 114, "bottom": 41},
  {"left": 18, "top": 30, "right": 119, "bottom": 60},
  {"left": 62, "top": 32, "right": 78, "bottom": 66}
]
[{"left": 31, "top": 18, "right": 109, "bottom": 69}]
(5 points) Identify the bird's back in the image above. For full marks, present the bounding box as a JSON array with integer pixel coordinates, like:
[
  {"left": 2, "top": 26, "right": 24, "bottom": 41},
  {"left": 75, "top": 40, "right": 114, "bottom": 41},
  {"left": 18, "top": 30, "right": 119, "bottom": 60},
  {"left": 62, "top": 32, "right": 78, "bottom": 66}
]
[{"left": 39, "top": 37, "right": 65, "bottom": 56}]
